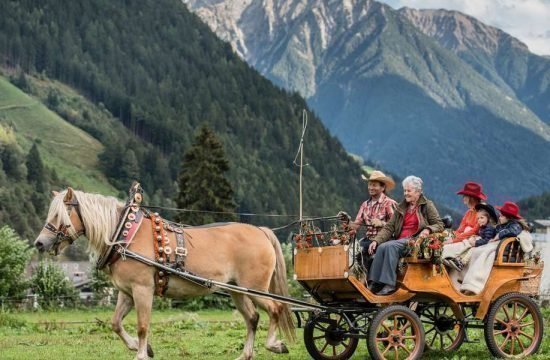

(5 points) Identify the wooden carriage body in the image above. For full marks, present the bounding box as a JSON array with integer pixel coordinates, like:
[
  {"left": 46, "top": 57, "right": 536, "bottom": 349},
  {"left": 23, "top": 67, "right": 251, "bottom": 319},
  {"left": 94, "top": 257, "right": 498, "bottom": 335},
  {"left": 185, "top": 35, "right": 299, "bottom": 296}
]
[{"left": 294, "top": 237, "right": 543, "bottom": 319}]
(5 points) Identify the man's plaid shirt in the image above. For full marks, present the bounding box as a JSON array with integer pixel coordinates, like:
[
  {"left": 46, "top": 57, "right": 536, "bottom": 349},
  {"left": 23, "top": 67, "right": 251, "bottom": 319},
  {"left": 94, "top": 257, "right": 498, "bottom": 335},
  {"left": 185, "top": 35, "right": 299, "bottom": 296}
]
[{"left": 355, "top": 193, "right": 397, "bottom": 239}]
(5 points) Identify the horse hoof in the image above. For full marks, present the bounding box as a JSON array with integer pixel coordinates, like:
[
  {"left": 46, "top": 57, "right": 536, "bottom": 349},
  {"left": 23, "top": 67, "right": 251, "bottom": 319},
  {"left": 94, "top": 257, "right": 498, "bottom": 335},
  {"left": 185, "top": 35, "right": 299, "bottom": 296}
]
[
  {"left": 266, "top": 342, "right": 289, "bottom": 354},
  {"left": 278, "top": 343, "right": 289, "bottom": 354},
  {"left": 147, "top": 344, "right": 154, "bottom": 358}
]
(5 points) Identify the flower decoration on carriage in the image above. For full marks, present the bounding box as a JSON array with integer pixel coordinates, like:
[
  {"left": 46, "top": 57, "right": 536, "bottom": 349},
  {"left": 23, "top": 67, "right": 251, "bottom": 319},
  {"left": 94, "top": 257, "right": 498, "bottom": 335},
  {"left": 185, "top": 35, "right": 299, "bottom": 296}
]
[
  {"left": 293, "top": 221, "right": 324, "bottom": 248},
  {"left": 329, "top": 220, "right": 356, "bottom": 246},
  {"left": 405, "top": 232, "right": 446, "bottom": 275}
]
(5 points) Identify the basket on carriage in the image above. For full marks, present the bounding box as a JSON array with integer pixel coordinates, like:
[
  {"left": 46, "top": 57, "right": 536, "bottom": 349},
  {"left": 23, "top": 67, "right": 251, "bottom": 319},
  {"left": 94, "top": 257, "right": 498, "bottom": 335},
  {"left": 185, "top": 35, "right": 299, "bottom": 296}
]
[{"left": 291, "top": 218, "right": 545, "bottom": 360}]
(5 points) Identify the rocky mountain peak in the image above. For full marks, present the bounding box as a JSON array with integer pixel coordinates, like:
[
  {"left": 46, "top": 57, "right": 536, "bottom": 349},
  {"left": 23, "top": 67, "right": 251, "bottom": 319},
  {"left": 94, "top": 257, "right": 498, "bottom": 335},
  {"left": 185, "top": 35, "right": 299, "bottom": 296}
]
[{"left": 398, "top": 7, "right": 528, "bottom": 55}]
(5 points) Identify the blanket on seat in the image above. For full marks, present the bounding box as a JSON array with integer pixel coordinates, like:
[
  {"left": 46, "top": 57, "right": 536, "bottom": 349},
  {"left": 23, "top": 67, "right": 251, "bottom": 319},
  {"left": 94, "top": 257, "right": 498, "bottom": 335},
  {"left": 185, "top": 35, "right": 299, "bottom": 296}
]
[{"left": 458, "top": 241, "right": 500, "bottom": 294}]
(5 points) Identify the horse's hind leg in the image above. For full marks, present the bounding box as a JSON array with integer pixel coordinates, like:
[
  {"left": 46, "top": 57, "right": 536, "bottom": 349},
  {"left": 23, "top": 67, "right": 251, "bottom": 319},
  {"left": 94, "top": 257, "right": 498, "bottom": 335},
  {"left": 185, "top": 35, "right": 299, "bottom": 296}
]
[
  {"left": 112, "top": 291, "right": 154, "bottom": 358},
  {"left": 250, "top": 297, "right": 288, "bottom": 354},
  {"left": 133, "top": 285, "right": 154, "bottom": 360},
  {"left": 231, "top": 293, "right": 259, "bottom": 360}
]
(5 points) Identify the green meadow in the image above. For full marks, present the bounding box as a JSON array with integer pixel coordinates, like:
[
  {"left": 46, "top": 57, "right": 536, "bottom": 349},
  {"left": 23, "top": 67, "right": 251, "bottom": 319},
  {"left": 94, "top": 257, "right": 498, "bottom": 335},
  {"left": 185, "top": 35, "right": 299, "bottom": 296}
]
[{"left": 1, "top": 308, "right": 549, "bottom": 359}]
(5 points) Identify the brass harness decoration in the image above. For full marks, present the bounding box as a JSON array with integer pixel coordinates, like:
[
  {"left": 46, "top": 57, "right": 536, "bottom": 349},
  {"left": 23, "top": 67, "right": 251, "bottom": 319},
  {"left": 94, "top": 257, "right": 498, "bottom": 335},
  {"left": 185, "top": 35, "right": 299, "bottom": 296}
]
[{"left": 149, "top": 212, "right": 188, "bottom": 296}]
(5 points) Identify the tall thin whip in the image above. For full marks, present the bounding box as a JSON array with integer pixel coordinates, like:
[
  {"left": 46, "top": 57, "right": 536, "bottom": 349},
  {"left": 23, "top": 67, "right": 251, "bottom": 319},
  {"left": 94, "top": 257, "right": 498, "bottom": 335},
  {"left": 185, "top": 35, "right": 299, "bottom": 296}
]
[{"left": 293, "top": 110, "right": 309, "bottom": 221}]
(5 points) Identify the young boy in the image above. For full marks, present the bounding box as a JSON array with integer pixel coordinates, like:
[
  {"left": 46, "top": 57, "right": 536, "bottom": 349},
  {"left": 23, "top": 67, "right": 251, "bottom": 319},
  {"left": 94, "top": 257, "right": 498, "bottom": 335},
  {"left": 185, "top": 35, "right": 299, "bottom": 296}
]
[{"left": 443, "top": 203, "right": 497, "bottom": 271}]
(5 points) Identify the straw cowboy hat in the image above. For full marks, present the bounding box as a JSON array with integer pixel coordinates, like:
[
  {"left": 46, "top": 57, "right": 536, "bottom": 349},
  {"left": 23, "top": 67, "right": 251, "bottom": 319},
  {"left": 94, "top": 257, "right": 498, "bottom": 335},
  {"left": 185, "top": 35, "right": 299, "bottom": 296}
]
[
  {"left": 456, "top": 181, "right": 487, "bottom": 201},
  {"left": 361, "top": 170, "right": 395, "bottom": 191},
  {"left": 496, "top": 201, "right": 523, "bottom": 219}
]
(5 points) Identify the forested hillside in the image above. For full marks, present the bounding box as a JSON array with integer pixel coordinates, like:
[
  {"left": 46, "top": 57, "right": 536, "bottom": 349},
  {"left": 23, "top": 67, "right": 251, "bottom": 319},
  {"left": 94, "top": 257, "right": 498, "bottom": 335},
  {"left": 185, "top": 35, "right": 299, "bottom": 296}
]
[
  {"left": 0, "top": 74, "right": 119, "bottom": 239},
  {"left": 0, "top": 0, "right": 367, "bottom": 235},
  {"left": 519, "top": 192, "right": 550, "bottom": 220}
]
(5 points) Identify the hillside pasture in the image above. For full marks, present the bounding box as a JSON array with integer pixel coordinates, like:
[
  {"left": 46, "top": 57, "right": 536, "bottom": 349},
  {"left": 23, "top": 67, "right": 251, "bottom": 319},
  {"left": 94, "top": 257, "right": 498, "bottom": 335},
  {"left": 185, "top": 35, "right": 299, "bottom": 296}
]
[{"left": 0, "top": 75, "right": 116, "bottom": 194}]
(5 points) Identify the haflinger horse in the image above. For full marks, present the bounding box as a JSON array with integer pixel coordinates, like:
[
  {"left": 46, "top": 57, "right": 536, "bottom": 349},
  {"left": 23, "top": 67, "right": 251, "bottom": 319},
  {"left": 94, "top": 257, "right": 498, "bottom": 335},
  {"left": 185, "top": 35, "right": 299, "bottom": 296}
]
[{"left": 34, "top": 188, "right": 295, "bottom": 360}]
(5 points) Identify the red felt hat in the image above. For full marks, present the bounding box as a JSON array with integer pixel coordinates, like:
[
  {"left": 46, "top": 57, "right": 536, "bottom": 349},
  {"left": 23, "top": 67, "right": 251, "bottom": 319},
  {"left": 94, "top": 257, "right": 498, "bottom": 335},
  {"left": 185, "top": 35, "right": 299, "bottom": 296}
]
[
  {"left": 456, "top": 181, "right": 487, "bottom": 200},
  {"left": 496, "top": 201, "right": 522, "bottom": 219}
]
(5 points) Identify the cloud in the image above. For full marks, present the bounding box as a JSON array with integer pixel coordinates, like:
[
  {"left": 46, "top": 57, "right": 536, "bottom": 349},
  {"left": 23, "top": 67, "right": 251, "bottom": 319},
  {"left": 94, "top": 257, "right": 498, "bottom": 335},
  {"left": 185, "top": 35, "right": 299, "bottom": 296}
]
[{"left": 380, "top": 0, "right": 550, "bottom": 55}]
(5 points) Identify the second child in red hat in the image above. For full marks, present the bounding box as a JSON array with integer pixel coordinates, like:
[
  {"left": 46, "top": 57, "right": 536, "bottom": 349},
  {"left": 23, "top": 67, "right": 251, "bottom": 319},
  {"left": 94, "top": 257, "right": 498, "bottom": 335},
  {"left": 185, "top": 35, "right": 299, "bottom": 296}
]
[{"left": 491, "top": 201, "right": 529, "bottom": 242}]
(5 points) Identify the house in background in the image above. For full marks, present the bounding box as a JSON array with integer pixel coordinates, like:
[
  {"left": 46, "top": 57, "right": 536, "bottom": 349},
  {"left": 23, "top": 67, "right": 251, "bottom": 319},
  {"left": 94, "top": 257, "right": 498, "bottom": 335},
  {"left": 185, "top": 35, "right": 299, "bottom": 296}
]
[
  {"left": 533, "top": 219, "right": 550, "bottom": 293},
  {"left": 27, "top": 261, "right": 94, "bottom": 300}
]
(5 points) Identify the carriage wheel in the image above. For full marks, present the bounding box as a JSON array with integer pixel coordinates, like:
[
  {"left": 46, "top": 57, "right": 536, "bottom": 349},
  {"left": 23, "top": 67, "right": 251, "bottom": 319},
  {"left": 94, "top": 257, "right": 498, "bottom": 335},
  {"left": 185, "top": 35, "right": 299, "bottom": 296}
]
[
  {"left": 303, "top": 312, "right": 359, "bottom": 360},
  {"left": 484, "top": 293, "right": 543, "bottom": 358},
  {"left": 418, "top": 303, "right": 465, "bottom": 352},
  {"left": 367, "top": 305, "right": 425, "bottom": 360}
]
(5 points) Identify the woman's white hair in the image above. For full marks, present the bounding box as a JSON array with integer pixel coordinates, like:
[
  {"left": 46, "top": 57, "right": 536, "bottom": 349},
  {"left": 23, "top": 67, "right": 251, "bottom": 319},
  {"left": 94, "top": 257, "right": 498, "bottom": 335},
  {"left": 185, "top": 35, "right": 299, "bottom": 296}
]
[{"left": 402, "top": 175, "right": 423, "bottom": 192}]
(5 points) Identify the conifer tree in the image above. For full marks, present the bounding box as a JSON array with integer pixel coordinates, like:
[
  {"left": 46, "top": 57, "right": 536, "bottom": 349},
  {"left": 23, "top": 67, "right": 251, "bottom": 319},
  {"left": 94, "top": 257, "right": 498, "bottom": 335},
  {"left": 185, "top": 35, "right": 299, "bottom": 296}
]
[
  {"left": 26, "top": 143, "right": 46, "bottom": 187},
  {"left": 26, "top": 143, "right": 49, "bottom": 213},
  {"left": 175, "top": 126, "right": 236, "bottom": 225}
]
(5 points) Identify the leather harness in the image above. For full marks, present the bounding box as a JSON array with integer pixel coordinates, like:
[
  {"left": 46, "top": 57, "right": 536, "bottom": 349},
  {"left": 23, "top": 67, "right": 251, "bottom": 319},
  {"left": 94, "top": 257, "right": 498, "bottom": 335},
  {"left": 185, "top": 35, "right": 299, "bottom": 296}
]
[{"left": 96, "top": 183, "right": 188, "bottom": 296}]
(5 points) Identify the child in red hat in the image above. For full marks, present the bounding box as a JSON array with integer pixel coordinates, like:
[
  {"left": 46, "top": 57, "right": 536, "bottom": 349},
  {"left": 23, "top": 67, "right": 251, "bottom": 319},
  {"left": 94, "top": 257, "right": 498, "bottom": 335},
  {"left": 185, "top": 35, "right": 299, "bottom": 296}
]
[{"left": 490, "top": 201, "right": 530, "bottom": 242}]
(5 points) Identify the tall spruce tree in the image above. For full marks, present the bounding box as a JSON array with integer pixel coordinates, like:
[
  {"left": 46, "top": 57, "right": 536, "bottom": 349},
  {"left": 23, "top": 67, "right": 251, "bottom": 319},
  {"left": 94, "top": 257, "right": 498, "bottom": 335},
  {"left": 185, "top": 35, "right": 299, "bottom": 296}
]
[{"left": 175, "top": 126, "right": 236, "bottom": 225}]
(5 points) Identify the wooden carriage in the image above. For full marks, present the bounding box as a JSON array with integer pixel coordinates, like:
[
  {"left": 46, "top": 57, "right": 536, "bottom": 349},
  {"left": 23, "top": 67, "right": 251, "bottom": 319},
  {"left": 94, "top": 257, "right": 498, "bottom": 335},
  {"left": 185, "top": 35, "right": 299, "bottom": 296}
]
[{"left": 293, "top": 237, "right": 544, "bottom": 360}]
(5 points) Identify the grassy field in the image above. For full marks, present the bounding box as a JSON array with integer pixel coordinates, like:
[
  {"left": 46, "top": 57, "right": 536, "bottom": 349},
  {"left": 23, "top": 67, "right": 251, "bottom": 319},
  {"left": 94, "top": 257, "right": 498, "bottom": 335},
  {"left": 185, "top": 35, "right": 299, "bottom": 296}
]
[
  {"left": 0, "top": 75, "right": 116, "bottom": 195},
  {"left": 1, "top": 307, "right": 549, "bottom": 359}
]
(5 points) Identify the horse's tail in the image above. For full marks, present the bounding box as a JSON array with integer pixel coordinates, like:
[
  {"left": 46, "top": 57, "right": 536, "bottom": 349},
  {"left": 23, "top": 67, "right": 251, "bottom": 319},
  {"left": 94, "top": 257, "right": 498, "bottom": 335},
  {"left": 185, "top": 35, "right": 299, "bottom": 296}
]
[{"left": 261, "top": 227, "right": 296, "bottom": 342}]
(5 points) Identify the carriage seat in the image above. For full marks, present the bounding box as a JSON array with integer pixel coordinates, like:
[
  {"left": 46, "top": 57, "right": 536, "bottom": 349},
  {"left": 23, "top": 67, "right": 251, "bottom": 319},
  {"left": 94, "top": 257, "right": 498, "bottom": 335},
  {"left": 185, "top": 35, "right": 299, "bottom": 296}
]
[{"left": 494, "top": 237, "right": 525, "bottom": 266}]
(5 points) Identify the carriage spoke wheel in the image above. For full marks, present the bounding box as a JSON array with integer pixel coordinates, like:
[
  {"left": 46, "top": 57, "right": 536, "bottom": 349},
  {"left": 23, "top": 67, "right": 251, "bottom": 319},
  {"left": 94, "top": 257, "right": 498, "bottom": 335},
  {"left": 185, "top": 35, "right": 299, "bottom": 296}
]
[
  {"left": 484, "top": 293, "right": 543, "bottom": 358},
  {"left": 418, "top": 303, "right": 465, "bottom": 352},
  {"left": 367, "top": 305, "right": 425, "bottom": 360},
  {"left": 304, "top": 312, "right": 359, "bottom": 360}
]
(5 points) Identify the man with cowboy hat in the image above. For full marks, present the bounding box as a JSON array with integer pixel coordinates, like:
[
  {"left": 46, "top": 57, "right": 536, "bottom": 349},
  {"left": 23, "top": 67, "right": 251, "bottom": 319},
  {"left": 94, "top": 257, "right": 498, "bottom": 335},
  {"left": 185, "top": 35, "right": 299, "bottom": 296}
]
[{"left": 340, "top": 170, "right": 397, "bottom": 271}]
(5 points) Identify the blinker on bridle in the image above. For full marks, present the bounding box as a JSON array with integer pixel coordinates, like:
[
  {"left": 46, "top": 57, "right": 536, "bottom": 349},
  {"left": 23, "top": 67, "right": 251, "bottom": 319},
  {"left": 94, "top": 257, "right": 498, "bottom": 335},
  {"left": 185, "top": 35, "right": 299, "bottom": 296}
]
[{"left": 43, "top": 198, "right": 85, "bottom": 254}]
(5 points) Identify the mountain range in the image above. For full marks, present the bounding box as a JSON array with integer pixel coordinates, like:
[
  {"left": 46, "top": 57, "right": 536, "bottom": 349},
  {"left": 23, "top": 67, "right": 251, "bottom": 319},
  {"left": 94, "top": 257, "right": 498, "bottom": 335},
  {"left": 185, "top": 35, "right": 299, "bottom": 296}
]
[
  {"left": 0, "top": 0, "right": 371, "bottom": 237},
  {"left": 185, "top": 0, "right": 550, "bottom": 208}
]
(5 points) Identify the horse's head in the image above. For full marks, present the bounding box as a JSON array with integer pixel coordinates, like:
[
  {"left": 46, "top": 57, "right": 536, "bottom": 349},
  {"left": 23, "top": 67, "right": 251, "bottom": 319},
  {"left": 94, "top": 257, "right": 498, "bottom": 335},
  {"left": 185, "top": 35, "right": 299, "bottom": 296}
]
[{"left": 34, "top": 187, "right": 85, "bottom": 255}]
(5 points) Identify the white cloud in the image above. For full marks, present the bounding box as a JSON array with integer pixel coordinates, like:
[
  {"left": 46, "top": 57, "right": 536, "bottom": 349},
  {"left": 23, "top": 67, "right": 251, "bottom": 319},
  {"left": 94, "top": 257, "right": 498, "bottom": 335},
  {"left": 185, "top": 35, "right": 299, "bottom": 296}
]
[{"left": 380, "top": 0, "right": 550, "bottom": 55}]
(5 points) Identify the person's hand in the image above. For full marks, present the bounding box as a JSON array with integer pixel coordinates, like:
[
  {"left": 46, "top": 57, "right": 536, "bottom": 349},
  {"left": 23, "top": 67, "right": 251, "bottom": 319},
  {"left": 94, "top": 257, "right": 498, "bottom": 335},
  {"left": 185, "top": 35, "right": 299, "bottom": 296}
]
[
  {"left": 337, "top": 211, "right": 351, "bottom": 224},
  {"left": 489, "top": 236, "right": 499, "bottom": 243},
  {"left": 464, "top": 226, "right": 474, "bottom": 233},
  {"left": 371, "top": 218, "right": 384, "bottom": 228},
  {"left": 419, "top": 229, "right": 430, "bottom": 238},
  {"left": 368, "top": 241, "right": 378, "bottom": 255},
  {"left": 467, "top": 238, "right": 476, "bottom": 246}
]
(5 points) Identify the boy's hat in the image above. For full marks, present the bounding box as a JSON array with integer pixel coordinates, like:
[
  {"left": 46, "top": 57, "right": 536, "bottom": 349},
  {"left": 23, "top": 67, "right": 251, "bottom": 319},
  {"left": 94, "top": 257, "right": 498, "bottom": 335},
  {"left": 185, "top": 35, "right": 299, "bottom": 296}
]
[
  {"left": 495, "top": 201, "right": 523, "bottom": 219},
  {"left": 456, "top": 181, "right": 487, "bottom": 200},
  {"left": 361, "top": 170, "right": 395, "bottom": 191},
  {"left": 475, "top": 203, "right": 498, "bottom": 224}
]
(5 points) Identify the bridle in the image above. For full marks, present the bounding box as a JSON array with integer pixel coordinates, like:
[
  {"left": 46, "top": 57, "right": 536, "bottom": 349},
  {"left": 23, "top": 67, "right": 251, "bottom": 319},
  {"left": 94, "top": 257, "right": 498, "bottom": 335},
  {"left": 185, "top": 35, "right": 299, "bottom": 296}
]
[{"left": 42, "top": 198, "right": 86, "bottom": 254}]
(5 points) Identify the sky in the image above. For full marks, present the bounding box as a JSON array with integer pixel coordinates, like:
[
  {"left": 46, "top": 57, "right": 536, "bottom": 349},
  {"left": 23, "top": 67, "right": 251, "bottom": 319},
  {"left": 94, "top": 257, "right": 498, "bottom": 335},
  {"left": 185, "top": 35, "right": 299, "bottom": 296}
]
[{"left": 379, "top": 0, "right": 550, "bottom": 56}]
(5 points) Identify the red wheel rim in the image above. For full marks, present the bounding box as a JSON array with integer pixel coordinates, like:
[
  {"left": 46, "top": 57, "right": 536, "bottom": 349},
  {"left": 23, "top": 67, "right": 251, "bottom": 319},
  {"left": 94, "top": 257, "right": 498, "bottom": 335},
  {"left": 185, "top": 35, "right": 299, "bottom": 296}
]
[
  {"left": 492, "top": 298, "right": 541, "bottom": 357},
  {"left": 374, "top": 311, "right": 423, "bottom": 360}
]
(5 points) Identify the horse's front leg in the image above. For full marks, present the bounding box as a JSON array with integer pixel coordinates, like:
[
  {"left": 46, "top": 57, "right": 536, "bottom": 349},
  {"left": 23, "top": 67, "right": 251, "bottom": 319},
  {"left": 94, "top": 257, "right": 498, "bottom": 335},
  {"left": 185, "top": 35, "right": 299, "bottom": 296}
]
[
  {"left": 133, "top": 285, "right": 154, "bottom": 360},
  {"left": 112, "top": 291, "right": 138, "bottom": 351}
]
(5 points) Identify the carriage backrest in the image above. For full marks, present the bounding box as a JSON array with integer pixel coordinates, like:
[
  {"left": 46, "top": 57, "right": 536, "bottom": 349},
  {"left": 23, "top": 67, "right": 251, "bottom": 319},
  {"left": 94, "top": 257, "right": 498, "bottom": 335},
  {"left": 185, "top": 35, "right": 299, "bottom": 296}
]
[{"left": 494, "top": 237, "right": 524, "bottom": 266}]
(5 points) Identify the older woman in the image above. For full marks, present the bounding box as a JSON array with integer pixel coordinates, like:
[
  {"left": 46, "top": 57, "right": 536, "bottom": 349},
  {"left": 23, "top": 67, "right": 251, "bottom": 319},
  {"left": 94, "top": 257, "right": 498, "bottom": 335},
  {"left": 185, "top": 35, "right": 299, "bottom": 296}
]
[{"left": 368, "top": 176, "right": 444, "bottom": 295}]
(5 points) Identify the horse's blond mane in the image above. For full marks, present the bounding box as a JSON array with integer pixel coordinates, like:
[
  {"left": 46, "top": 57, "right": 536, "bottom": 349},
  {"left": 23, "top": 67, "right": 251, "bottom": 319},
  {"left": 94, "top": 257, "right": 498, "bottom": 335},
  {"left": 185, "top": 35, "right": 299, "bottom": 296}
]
[{"left": 49, "top": 190, "right": 123, "bottom": 261}]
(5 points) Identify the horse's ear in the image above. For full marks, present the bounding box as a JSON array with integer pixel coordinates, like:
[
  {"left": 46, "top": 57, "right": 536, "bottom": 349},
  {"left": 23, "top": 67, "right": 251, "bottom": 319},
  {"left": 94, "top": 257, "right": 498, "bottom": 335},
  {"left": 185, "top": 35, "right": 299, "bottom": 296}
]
[
  {"left": 64, "top": 187, "right": 74, "bottom": 202},
  {"left": 52, "top": 190, "right": 59, "bottom": 197}
]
